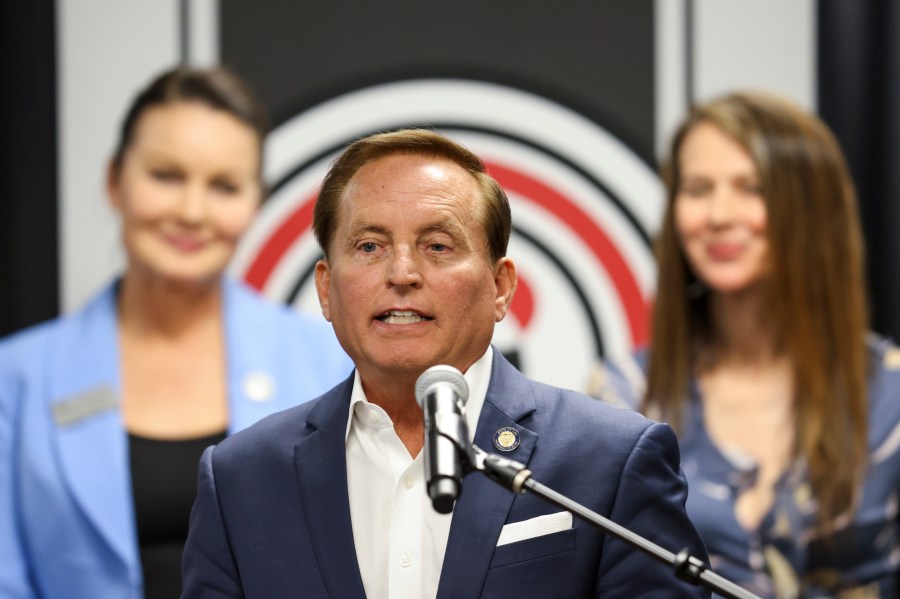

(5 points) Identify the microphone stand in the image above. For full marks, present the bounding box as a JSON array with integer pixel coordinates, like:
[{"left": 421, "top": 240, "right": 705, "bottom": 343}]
[{"left": 437, "top": 412, "right": 760, "bottom": 599}]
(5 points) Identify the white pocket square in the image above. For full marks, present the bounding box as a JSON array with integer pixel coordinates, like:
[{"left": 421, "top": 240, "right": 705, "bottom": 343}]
[{"left": 496, "top": 511, "right": 573, "bottom": 546}]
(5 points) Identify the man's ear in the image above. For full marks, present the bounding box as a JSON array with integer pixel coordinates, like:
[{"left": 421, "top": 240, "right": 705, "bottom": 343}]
[
  {"left": 492, "top": 257, "right": 517, "bottom": 322},
  {"left": 314, "top": 259, "right": 333, "bottom": 322}
]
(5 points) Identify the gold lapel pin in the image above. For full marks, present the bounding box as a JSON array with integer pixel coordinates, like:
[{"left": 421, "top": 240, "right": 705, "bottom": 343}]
[{"left": 493, "top": 427, "right": 520, "bottom": 452}]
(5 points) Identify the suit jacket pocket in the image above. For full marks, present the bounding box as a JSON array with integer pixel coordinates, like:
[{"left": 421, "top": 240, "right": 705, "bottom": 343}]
[{"left": 489, "top": 527, "right": 576, "bottom": 569}]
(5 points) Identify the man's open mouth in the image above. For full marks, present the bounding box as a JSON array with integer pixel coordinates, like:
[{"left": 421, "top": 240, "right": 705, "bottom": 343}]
[{"left": 377, "top": 310, "right": 433, "bottom": 325}]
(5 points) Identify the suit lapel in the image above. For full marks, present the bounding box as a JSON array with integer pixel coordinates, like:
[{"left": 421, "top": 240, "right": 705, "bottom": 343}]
[
  {"left": 437, "top": 353, "right": 539, "bottom": 599},
  {"left": 293, "top": 377, "right": 367, "bottom": 597},
  {"left": 49, "top": 283, "right": 138, "bottom": 577}
]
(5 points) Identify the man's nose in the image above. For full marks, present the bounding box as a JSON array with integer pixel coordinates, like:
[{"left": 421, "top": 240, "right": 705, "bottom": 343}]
[{"left": 387, "top": 247, "right": 423, "bottom": 288}]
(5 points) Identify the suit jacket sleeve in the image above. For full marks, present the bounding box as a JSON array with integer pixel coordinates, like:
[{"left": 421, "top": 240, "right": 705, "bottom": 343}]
[
  {"left": 182, "top": 446, "right": 243, "bottom": 599},
  {"left": 596, "top": 421, "right": 710, "bottom": 598}
]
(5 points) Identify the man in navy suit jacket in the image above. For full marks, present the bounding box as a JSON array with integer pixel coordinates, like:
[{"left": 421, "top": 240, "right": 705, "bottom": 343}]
[{"left": 182, "top": 129, "right": 710, "bottom": 598}]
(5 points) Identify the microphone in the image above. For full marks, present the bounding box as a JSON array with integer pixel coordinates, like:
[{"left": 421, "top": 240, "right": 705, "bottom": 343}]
[{"left": 414, "top": 365, "right": 470, "bottom": 514}]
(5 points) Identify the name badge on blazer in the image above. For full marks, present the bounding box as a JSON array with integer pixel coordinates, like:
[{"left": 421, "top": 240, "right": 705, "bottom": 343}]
[{"left": 52, "top": 386, "right": 118, "bottom": 427}]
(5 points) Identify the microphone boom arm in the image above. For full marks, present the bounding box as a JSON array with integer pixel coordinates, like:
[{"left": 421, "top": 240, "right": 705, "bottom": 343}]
[{"left": 436, "top": 427, "right": 761, "bottom": 599}]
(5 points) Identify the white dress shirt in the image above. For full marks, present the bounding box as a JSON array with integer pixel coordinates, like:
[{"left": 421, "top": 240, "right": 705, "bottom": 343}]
[{"left": 345, "top": 348, "right": 492, "bottom": 599}]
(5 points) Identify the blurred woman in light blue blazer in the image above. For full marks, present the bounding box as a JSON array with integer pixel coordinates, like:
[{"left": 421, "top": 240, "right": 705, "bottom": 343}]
[{"left": 0, "top": 67, "right": 352, "bottom": 598}]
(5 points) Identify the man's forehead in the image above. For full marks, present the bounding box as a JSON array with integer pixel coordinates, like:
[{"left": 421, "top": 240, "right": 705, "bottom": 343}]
[
  {"left": 333, "top": 152, "right": 488, "bottom": 238},
  {"left": 350, "top": 152, "right": 474, "bottom": 186},
  {"left": 341, "top": 159, "right": 479, "bottom": 210}
]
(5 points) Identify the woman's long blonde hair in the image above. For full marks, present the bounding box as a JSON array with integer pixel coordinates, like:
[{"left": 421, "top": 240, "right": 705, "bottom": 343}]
[{"left": 647, "top": 91, "right": 869, "bottom": 534}]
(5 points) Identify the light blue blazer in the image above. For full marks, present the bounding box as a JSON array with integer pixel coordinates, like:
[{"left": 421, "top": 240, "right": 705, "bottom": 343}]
[{"left": 0, "top": 278, "right": 353, "bottom": 598}]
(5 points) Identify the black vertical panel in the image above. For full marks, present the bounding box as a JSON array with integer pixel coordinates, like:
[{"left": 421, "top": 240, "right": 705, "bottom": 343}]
[
  {"left": 219, "top": 0, "right": 657, "bottom": 166},
  {"left": 819, "top": 0, "right": 900, "bottom": 342},
  {"left": 0, "top": 0, "right": 59, "bottom": 336}
]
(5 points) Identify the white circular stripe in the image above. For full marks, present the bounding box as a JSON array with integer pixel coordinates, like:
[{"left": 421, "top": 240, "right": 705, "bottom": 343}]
[
  {"left": 258, "top": 234, "right": 322, "bottom": 305},
  {"left": 504, "top": 189, "right": 632, "bottom": 355},
  {"left": 264, "top": 79, "right": 663, "bottom": 234},
  {"left": 239, "top": 186, "right": 636, "bottom": 387},
  {"left": 241, "top": 145, "right": 642, "bottom": 356},
  {"left": 231, "top": 78, "right": 665, "bottom": 389},
  {"left": 231, "top": 153, "right": 337, "bottom": 279},
  {"left": 496, "top": 236, "right": 603, "bottom": 389},
  {"left": 290, "top": 274, "right": 325, "bottom": 317}
]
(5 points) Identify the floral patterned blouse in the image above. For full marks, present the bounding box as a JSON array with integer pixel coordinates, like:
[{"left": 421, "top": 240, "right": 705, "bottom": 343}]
[{"left": 595, "top": 336, "right": 900, "bottom": 598}]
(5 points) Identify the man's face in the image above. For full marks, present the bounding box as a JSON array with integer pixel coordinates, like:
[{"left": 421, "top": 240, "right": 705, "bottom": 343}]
[{"left": 315, "top": 153, "right": 516, "bottom": 383}]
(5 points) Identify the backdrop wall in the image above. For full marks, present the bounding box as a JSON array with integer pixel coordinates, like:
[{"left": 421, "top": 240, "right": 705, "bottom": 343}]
[{"left": 14, "top": 1, "right": 894, "bottom": 392}]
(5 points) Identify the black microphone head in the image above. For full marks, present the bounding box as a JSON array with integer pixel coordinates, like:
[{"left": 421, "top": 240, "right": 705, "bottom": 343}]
[{"left": 414, "top": 365, "right": 469, "bottom": 409}]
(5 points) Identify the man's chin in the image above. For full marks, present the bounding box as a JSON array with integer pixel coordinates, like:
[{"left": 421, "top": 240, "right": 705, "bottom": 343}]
[{"left": 364, "top": 348, "right": 445, "bottom": 378}]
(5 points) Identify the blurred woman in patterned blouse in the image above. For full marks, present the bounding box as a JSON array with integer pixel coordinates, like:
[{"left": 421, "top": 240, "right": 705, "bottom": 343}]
[{"left": 597, "top": 91, "right": 900, "bottom": 598}]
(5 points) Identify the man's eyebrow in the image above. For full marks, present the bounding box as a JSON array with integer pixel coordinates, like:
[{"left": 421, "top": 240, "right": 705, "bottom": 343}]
[
  {"left": 340, "top": 222, "right": 388, "bottom": 250},
  {"left": 419, "top": 218, "right": 465, "bottom": 236},
  {"left": 346, "top": 222, "right": 388, "bottom": 239}
]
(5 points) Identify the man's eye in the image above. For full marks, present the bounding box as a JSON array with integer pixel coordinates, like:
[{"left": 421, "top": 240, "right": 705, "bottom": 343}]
[
  {"left": 360, "top": 242, "right": 377, "bottom": 253},
  {"left": 430, "top": 244, "right": 447, "bottom": 252}
]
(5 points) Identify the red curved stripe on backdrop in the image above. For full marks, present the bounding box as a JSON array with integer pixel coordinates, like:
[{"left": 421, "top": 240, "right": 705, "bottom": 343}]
[
  {"left": 242, "top": 162, "right": 648, "bottom": 346},
  {"left": 247, "top": 188, "right": 537, "bottom": 330},
  {"left": 485, "top": 162, "right": 648, "bottom": 346},
  {"left": 510, "top": 273, "right": 534, "bottom": 329},
  {"left": 244, "top": 192, "right": 318, "bottom": 290}
]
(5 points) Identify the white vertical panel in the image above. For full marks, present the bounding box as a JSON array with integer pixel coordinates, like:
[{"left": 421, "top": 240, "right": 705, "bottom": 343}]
[
  {"left": 655, "top": 0, "right": 816, "bottom": 164},
  {"left": 186, "top": 0, "right": 220, "bottom": 66},
  {"left": 693, "top": 0, "right": 817, "bottom": 110},
  {"left": 58, "top": 0, "right": 179, "bottom": 312},
  {"left": 655, "top": 0, "right": 689, "bottom": 162}
]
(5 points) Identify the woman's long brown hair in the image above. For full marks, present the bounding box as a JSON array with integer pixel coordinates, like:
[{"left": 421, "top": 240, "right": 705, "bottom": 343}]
[{"left": 647, "top": 91, "right": 869, "bottom": 535}]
